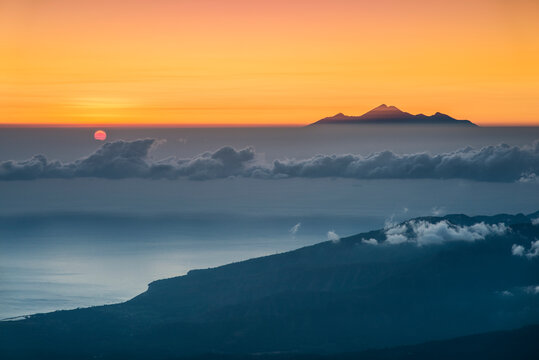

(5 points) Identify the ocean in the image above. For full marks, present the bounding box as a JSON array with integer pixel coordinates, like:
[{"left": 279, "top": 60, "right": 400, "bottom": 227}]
[{"left": 1, "top": 125, "right": 538, "bottom": 318}]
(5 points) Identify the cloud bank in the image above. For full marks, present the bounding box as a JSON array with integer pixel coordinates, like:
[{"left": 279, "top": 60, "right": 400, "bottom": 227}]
[
  {"left": 267, "top": 141, "right": 539, "bottom": 182},
  {"left": 379, "top": 220, "right": 508, "bottom": 246},
  {"left": 0, "top": 140, "right": 256, "bottom": 181},
  {"left": 1, "top": 139, "right": 538, "bottom": 182}
]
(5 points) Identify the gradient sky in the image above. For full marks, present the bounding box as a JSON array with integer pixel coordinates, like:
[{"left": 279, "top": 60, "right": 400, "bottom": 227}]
[{"left": 1, "top": 0, "right": 539, "bottom": 126}]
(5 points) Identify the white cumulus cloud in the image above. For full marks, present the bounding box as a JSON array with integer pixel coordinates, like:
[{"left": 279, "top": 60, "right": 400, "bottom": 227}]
[
  {"left": 361, "top": 238, "right": 378, "bottom": 245},
  {"left": 382, "top": 220, "right": 508, "bottom": 246},
  {"left": 327, "top": 230, "right": 340, "bottom": 243},
  {"left": 512, "top": 240, "right": 539, "bottom": 259},
  {"left": 512, "top": 244, "right": 526, "bottom": 256}
]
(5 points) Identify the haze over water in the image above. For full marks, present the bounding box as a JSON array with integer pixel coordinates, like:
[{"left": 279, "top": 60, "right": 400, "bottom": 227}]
[{"left": 1, "top": 125, "right": 539, "bottom": 319}]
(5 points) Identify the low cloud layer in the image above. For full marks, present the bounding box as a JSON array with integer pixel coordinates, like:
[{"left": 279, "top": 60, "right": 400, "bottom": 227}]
[
  {"left": 1, "top": 139, "right": 538, "bottom": 182},
  {"left": 0, "top": 140, "right": 256, "bottom": 181},
  {"left": 379, "top": 220, "right": 508, "bottom": 246}
]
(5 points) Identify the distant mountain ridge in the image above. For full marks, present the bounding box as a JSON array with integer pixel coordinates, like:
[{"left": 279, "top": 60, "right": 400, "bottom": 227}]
[
  {"left": 311, "top": 104, "right": 477, "bottom": 126},
  {"left": 1, "top": 211, "right": 538, "bottom": 359}
]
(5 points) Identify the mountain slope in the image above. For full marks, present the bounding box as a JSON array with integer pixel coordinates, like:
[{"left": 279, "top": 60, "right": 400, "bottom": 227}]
[
  {"left": 185, "top": 324, "right": 539, "bottom": 360},
  {"left": 311, "top": 104, "right": 477, "bottom": 126},
  {"left": 1, "top": 212, "right": 538, "bottom": 359}
]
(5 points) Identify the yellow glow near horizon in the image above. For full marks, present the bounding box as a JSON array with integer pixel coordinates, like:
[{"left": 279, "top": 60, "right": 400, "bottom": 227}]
[{"left": 1, "top": 0, "right": 539, "bottom": 126}]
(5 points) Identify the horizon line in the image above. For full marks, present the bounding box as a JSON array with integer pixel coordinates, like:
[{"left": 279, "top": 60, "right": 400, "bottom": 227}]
[
  {"left": 0, "top": 123, "right": 304, "bottom": 128},
  {"left": 2, "top": 123, "right": 539, "bottom": 128}
]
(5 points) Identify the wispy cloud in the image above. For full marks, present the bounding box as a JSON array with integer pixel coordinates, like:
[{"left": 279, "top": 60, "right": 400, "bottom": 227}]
[
  {"left": 524, "top": 285, "right": 539, "bottom": 294},
  {"left": 327, "top": 230, "right": 340, "bottom": 243},
  {"left": 431, "top": 207, "right": 445, "bottom": 216},
  {"left": 497, "top": 285, "right": 539, "bottom": 297},
  {"left": 290, "top": 222, "right": 301, "bottom": 236}
]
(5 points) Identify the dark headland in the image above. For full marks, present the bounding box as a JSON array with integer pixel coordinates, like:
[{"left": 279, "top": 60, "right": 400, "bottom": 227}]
[{"left": 310, "top": 104, "right": 477, "bottom": 126}]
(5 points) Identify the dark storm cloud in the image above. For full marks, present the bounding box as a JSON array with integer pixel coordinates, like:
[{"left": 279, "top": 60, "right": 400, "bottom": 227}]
[{"left": 1, "top": 139, "right": 538, "bottom": 182}]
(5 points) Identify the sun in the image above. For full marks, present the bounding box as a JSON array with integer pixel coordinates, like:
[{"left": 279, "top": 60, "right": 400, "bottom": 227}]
[{"left": 94, "top": 130, "right": 107, "bottom": 141}]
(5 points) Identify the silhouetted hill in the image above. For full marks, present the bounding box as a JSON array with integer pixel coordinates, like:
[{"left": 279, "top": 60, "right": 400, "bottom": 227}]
[
  {"left": 311, "top": 104, "right": 477, "bottom": 126},
  {"left": 184, "top": 324, "right": 539, "bottom": 360},
  {"left": 1, "top": 212, "right": 538, "bottom": 359}
]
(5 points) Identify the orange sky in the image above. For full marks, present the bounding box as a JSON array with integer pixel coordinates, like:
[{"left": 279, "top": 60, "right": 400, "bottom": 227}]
[{"left": 1, "top": 0, "right": 539, "bottom": 126}]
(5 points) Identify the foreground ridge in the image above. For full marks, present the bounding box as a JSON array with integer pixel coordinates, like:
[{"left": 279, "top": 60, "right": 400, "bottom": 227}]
[{"left": 1, "top": 211, "right": 538, "bottom": 359}]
